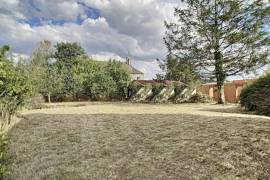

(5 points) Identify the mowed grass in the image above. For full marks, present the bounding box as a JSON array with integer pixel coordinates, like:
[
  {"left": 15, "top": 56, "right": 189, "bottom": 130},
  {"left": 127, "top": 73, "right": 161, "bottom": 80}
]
[{"left": 6, "top": 104, "right": 270, "bottom": 179}]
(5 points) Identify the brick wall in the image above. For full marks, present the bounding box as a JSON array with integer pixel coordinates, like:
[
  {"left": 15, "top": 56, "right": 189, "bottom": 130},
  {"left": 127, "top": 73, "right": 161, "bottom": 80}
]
[{"left": 199, "top": 80, "right": 255, "bottom": 103}]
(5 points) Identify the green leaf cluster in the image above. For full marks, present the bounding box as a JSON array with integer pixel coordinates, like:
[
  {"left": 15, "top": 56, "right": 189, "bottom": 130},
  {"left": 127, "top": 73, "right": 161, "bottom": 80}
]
[
  {"left": 0, "top": 46, "right": 33, "bottom": 123},
  {"left": 240, "top": 73, "right": 270, "bottom": 116},
  {"left": 29, "top": 42, "right": 131, "bottom": 102}
]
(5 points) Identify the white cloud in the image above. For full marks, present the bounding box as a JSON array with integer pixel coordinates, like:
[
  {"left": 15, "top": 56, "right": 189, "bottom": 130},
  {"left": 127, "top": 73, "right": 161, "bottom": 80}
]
[
  {"left": 81, "top": 0, "right": 110, "bottom": 9},
  {"left": 91, "top": 52, "right": 124, "bottom": 62},
  {"left": 0, "top": 0, "right": 181, "bottom": 79},
  {"left": 10, "top": 52, "right": 30, "bottom": 64}
]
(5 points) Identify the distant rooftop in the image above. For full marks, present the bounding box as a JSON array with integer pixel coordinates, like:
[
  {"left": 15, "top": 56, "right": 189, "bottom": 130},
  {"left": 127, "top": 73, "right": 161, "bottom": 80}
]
[
  {"left": 93, "top": 58, "right": 144, "bottom": 75},
  {"left": 121, "top": 63, "right": 144, "bottom": 75}
]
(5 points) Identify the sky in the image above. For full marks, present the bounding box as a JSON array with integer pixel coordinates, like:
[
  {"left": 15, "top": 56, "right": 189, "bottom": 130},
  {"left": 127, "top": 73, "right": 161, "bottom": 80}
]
[{"left": 0, "top": 0, "right": 183, "bottom": 79}]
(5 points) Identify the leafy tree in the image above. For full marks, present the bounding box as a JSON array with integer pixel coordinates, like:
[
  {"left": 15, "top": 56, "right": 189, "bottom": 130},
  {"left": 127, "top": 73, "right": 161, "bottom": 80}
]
[
  {"left": 0, "top": 46, "right": 12, "bottom": 91},
  {"left": 157, "top": 56, "right": 200, "bottom": 84},
  {"left": 41, "top": 64, "right": 64, "bottom": 103},
  {"left": 0, "top": 46, "right": 32, "bottom": 123},
  {"left": 70, "top": 57, "right": 102, "bottom": 100},
  {"left": 165, "top": 0, "right": 270, "bottom": 103},
  {"left": 54, "top": 42, "right": 86, "bottom": 67},
  {"left": 28, "top": 40, "right": 65, "bottom": 103},
  {"left": 54, "top": 42, "right": 86, "bottom": 98},
  {"left": 84, "top": 70, "right": 117, "bottom": 100},
  {"left": 29, "top": 40, "right": 53, "bottom": 95},
  {"left": 105, "top": 60, "right": 131, "bottom": 99}
]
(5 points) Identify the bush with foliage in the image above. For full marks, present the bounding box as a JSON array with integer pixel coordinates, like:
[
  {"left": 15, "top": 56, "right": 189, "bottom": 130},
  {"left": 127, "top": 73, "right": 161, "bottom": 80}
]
[
  {"left": 0, "top": 135, "right": 9, "bottom": 179},
  {"left": 240, "top": 73, "right": 270, "bottom": 116},
  {"left": 54, "top": 42, "right": 86, "bottom": 98},
  {"left": 83, "top": 71, "right": 117, "bottom": 100},
  {"left": 152, "top": 83, "right": 166, "bottom": 97},
  {"left": 105, "top": 60, "right": 131, "bottom": 99},
  {"left": 128, "top": 82, "right": 144, "bottom": 97},
  {"left": 130, "top": 83, "right": 153, "bottom": 103},
  {"left": 174, "top": 83, "right": 187, "bottom": 96},
  {"left": 152, "top": 84, "right": 174, "bottom": 103},
  {"left": 18, "top": 42, "right": 132, "bottom": 103},
  {"left": 0, "top": 46, "right": 33, "bottom": 123}
]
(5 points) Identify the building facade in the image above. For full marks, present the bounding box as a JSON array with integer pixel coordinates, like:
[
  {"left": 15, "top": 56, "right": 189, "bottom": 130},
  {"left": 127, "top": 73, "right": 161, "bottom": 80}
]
[{"left": 122, "top": 58, "right": 144, "bottom": 80}]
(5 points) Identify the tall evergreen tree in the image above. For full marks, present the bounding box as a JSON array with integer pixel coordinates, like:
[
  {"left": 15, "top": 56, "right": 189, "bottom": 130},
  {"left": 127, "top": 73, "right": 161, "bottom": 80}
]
[{"left": 165, "top": 0, "right": 270, "bottom": 103}]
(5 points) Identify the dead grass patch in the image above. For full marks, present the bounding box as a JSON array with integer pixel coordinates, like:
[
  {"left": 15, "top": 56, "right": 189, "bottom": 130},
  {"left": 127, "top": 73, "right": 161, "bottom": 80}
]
[{"left": 7, "top": 110, "right": 270, "bottom": 179}]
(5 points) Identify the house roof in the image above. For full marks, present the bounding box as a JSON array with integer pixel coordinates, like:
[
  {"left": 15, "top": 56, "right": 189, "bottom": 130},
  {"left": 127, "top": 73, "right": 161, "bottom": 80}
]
[
  {"left": 92, "top": 60, "right": 144, "bottom": 75},
  {"left": 121, "top": 63, "right": 144, "bottom": 74}
]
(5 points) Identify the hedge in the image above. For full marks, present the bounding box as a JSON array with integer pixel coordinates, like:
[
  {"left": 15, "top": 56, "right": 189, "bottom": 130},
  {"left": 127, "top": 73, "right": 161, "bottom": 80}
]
[{"left": 240, "top": 73, "right": 270, "bottom": 116}]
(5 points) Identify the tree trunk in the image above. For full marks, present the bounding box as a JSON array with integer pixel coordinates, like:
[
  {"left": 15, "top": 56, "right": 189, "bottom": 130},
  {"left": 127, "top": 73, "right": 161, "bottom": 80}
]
[
  {"left": 214, "top": 50, "right": 226, "bottom": 104},
  {"left": 217, "top": 80, "right": 225, "bottom": 104},
  {"left": 48, "top": 92, "right": 51, "bottom": 103},
  {"left": 7, "top": 115, "right": 11, "bottom": 125},
  {"left": 213, "top": 0, "right": 226, "bottom": 104}
]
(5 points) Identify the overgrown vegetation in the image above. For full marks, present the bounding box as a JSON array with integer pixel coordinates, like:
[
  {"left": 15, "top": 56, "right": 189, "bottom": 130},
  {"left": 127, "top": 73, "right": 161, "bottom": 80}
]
[
  {"left": 0, "top": 135, "right": 9, "bottom": 179},
  {"left": 0, "top": 41, "right": 131, "bottom": 125},
  {"left": 240, "top": 73, "right": 270, "bottom": 116},
  {"left": 0, "top": 46, "right": 32, "bottom": 124},
  {"left": 29, "top": 41, "right": 131, "bottom": 102}
]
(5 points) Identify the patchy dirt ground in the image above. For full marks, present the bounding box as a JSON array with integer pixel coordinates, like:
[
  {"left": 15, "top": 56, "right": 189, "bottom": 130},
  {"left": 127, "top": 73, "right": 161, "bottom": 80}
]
[{"left": 7, "top": 103, "right": 270, "bottom": 179}]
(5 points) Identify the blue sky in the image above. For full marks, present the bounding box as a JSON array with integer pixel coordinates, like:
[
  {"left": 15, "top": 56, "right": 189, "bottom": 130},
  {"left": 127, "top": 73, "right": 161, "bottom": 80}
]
[{"left": 0, "top": 0, "right": 182, "bottom": 79}]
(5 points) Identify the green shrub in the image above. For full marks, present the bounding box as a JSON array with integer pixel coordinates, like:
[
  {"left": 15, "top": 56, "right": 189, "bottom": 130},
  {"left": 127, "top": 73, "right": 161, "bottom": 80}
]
[
  {"left": 129, "top": 82, "right": 143, "bottom": 97},
  {"left": 105, "top": 60, "right": 131, "bottom": 100},
  {"left": 129, "top": 83, "right": 153, "bottom": 102},
  {"left": 0, "top": 47, "right": 33, "bottom": 123},
  {"left": 152, "top": 83, "right": 165, "bottom": 97},
  {"left": 84, "top": 71, "right": 117, "bottom": 100},
  {"left": 174, "top": 83, "right": 187, "bottom": 95},
  {"left": 240, "top": 73, "right": 270, "bottom": 116},
  {"left": 0, "top": 135, "right": 9, "bottom": 179}
]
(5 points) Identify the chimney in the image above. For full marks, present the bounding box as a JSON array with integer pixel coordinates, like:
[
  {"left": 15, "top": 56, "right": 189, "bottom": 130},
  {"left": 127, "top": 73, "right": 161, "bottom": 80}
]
[{"left": 126, "top": 57, "right": 131, "bottom": 65}]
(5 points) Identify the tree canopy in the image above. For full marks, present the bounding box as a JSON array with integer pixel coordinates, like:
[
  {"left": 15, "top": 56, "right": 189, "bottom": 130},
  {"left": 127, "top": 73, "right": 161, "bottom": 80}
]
[
  {"left": 164, "top": 0, "right": 270, "bottom": 103},
  {"left": 0, "top": 46, "right": 32, "bottom": 123},
  {"left": 27, "top": 42, "right": 132, "bottom": 102}
]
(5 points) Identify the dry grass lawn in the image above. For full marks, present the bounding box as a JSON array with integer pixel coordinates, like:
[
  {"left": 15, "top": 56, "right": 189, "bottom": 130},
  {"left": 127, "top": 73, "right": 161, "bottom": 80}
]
[{"left": 6, "top": 103, "right": 270, "bottom": 179}]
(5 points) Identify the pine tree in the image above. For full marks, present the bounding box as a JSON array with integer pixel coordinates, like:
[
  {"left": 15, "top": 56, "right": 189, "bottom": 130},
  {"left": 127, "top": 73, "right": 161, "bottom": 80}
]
[{"left": 165, "top": 0, "right": 270, "bottom": 103}]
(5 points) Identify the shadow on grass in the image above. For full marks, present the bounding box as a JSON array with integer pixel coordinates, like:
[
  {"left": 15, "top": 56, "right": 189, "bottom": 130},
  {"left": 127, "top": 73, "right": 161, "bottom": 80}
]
[{"left": 7, "top": 113, "right": 270, "bottom": 180}]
